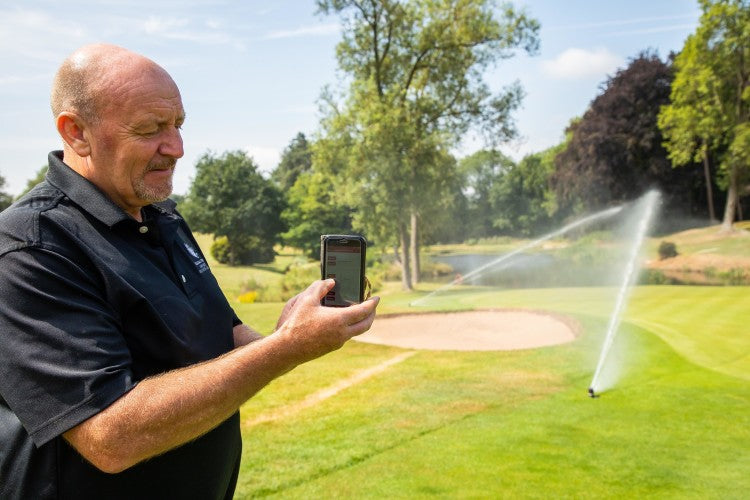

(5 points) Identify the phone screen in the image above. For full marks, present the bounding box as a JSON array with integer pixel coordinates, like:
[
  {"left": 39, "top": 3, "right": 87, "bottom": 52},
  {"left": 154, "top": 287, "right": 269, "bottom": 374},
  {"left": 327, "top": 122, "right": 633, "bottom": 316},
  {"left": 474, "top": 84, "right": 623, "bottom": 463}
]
[{"left": 322, "top": 236, "right": 365, "bottom": 306}]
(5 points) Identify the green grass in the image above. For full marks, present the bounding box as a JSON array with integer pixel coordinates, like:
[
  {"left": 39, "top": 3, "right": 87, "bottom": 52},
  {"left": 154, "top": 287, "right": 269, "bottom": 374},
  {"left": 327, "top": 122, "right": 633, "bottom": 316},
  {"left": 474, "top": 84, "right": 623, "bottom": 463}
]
[
  {"left": 193, "top": 233, "right": 306, "bottom": 301},
  {"left": 193, "top": 233, "right": 749, "bottom": 497},
  {"left": 231, "top": 285, "right": 750, "bottom": 498}
]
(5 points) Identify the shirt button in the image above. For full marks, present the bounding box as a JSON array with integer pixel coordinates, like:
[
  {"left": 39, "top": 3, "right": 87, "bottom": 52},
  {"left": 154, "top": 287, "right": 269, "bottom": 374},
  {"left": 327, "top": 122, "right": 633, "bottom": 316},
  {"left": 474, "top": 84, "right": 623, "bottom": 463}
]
[{"left": 139, "top": 226, "right": 149, "bottom": 234}]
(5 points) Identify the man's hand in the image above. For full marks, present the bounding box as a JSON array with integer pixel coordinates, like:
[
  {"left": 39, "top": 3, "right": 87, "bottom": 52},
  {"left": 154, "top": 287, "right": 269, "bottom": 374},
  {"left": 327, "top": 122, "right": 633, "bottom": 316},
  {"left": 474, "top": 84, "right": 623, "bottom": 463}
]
[{"left": 273, "top": 279, "right": 379, "bottom": 364}]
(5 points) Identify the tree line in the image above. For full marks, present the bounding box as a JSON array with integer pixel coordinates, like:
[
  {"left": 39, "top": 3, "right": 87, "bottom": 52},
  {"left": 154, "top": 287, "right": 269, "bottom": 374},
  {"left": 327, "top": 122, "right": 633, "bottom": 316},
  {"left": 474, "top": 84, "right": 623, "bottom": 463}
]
[{"left": 1, "top": 0, "right": 747, "bottom": 291}]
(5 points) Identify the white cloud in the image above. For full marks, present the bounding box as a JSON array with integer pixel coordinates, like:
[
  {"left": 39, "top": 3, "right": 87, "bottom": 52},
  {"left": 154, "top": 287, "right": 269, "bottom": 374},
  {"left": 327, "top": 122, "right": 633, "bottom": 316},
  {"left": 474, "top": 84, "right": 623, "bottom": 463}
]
[
  {"left": 540, "top": 47, "right": 623, "bottom": 80},
  {"left": 143, "top": 16, "right": 190, "bottom": 35},
  {"left": 139, "top": 15, "right": 244, "bottom": 48},
  {"left": 265, "top": 23, "right": 340, "bottom": 40}
]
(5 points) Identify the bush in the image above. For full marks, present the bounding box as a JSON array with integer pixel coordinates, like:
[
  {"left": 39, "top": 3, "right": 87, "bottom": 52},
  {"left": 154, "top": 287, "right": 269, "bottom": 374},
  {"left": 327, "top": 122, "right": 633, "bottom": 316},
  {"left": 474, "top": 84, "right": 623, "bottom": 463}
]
[
  {"left": 211, "top": 236, "right": 231, "bottom": 264},
  {"left": 210, "top": 235, "right": 276, "bottom": 265},
  {"left": 720, "top": 268, "right": 748, "bottom": 286},
  {"left": 420, "top": 258, "right": 454, "bottom": 279},
  {"left": 640, "top": 269, "right": 676, "bottom": 285},
  {"left": 658, "top": 241, "right": 678, "bottom": 260}
]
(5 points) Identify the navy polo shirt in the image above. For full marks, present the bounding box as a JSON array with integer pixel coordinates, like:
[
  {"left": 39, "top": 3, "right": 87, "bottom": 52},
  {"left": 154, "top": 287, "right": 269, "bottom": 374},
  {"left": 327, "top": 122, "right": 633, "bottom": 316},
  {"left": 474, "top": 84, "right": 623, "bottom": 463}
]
[{"left": 0, "top": 151, "right": 242, "bottom": 499}]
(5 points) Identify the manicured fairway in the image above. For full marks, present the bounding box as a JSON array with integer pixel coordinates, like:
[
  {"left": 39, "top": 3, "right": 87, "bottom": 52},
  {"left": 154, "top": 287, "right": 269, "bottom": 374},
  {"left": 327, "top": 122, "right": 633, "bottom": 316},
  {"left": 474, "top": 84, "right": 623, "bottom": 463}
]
[{"left": 234, "top": 285, "right": 750, "bottom": 498}]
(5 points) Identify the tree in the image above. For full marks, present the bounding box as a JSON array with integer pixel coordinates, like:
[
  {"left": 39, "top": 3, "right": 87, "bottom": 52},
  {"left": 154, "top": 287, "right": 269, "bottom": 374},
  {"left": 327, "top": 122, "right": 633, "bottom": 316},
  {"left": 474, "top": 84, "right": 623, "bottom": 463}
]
[
  {"left": 180, "top": 150, "right": 286, "bottom": 265},
  {"left": 491, "top": 143, "right": 560, "bottom": 236},
  {"left": 316, "top": 0, "right": 539, "bottom": 289},
  {"left": 281, "top": 170, "right": 354, "bottom": 259},
  {"left": 458, "top": 149, "right": 515, "bottom": 239},
  {"left": 16, "top": 165, "right": 49, "bottom": 200},
  {"left": 553, "top": 52, "right": 706, "bottom": 222},
  {"left": 271, "top": 132, "right": 313, "bottom": 191},
  {"left": 659, "top": 0, "right": 750, "bottom": 231},
  {"left": 0, "top": 174, "right": 12, "bottom": 212}
]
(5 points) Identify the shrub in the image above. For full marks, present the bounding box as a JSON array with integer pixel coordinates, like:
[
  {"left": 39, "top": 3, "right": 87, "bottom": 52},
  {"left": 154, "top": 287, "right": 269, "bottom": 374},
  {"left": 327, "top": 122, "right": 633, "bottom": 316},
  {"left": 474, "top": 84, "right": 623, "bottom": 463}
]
[
  {"left": 640, "top": 269, "right": 672, "bottom": 285},
  {"left": 211, "top": 235, "right": 276, "bottom": 265},
  {"left": 237, "top": 291, "right": 257, "bottom": 304},
  {"left": 720, "top": 268, "right": 748, "bottom": 286},
  {"left": 420, "top": 258, "right": 454, "bottom": 279},
  {"left": 658, "top": 241, "right": 678, "bottom": 260},
  {"left": 211, "top": 236, "right": 231, "bottom": 264}
]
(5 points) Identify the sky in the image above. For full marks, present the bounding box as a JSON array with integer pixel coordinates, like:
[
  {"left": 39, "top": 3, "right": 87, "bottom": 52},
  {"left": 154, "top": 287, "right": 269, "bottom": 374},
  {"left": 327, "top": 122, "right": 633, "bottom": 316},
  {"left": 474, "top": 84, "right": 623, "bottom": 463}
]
[{"left": 0, "top": 0, "right": 701, "bottom": 196}]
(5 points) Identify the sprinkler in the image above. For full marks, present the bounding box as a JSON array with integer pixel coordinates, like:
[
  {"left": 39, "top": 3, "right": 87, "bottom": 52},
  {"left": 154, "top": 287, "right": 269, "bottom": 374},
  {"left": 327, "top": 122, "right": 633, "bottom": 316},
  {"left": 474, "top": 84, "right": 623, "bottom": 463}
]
[{"left": 588, "top": 387, "right": 599, "bottom": 398}]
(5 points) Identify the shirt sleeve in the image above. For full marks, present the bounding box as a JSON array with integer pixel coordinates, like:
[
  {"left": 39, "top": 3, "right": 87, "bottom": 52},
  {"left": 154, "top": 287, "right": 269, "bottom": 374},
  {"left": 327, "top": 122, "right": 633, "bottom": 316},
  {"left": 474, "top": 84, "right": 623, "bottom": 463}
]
[
  {"left": 232, "top": 312, "right": 242, "bottom": 327},
  {"left": 0, "top": 247, "right": 136, "bottom": 446}
]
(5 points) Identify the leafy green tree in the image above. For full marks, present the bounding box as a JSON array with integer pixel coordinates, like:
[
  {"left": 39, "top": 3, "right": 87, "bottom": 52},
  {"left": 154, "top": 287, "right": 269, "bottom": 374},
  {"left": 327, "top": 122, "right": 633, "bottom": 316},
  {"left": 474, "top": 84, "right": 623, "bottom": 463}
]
[
  {"left": 272, "top": 132, "right": 313, "bottom": 191},
  {"left": 458, "top": 150, "right": 515, "bottom": 239},
  {"left": 491, "top": 144, "right": 561, "bottom": 236},
  {"left": 659, "top": 0, "right": 750, "bottom": 231},
  {"left": 16, "top": 165, "right": 48, "bottom": 200},
  {"left": 281, "top": 170, "right": 353, "bottom": 259},
  {"left": 180, "top": 150, "right": 286, "bottom": 265},
  {"left": 316, "top": 0, "right": 539, "bottom": 289},
  {"left": 0, "top": 174, "right": 13, "bottom": 212}
]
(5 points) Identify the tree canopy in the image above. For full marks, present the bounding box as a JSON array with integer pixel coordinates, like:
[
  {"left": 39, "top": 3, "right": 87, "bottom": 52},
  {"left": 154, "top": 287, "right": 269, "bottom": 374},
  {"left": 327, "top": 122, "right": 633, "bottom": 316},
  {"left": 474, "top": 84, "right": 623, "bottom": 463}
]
[
  {"left": 271, "top": 132, "right": 313, "bottom": 191},
  {"left": 659, "top": 0, "right": 750, "bottom": 231},
  {"left": 281, "top": 170, "right": 354, "bottom": 259},
  {"left": 491, "top": 144, "right": 560, "bottom": 236},
  {"left": 457, "top": 149, "right": 514, "bottom": 238},
  {"left": 180, "top": 150, "right": 286, "bottom": 265}
]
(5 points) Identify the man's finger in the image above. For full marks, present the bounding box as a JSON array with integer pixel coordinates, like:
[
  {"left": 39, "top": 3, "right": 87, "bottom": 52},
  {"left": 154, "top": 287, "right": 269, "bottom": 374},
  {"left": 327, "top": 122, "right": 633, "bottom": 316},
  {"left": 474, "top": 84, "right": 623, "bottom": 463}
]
[
  {"left": 295, "top": 279, "right": 335, "bottom": 306},
  {"left": 340, "top": 296, "right": 379, "bottom": 329}
]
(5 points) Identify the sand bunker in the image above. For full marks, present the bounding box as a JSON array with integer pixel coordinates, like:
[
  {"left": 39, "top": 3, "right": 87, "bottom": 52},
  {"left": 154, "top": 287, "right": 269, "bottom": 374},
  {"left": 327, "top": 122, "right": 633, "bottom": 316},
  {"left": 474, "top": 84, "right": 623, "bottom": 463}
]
[{"left": 355, "top": 310, "right": 578, "bottom": 351}]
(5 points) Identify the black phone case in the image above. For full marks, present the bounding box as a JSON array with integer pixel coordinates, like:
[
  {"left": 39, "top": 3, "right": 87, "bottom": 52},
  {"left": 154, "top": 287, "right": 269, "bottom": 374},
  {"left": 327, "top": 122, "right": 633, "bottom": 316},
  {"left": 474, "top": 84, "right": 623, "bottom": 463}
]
[{"left": 320, "top": 234, "right": 367, "bottom": 306}]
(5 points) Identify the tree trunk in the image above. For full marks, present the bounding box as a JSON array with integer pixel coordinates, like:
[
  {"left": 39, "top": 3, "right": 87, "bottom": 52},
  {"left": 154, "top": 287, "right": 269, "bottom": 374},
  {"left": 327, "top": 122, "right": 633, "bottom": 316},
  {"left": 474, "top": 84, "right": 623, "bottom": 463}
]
[
  {"left": 409, "top": 211, "right": 420, "bottom": 285},
  {"left": 737, "top": 195, "right": 743, "bottom": 221},
  {"left": 399, "top": 223, "right": 413, "bottom": 290},
  {"left": 701, "top": 147, "right": 716, "bottom": 223},
  {"left": 720, "top": 164, "right": 739, "bottom": 233}
]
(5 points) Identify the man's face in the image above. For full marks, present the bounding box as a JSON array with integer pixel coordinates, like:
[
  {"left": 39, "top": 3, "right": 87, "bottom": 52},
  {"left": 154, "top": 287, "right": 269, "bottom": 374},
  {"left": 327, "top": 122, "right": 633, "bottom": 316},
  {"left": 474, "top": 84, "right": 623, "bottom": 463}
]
[{"left": 85, "top": 65, "right": 185, "bottom": 218}]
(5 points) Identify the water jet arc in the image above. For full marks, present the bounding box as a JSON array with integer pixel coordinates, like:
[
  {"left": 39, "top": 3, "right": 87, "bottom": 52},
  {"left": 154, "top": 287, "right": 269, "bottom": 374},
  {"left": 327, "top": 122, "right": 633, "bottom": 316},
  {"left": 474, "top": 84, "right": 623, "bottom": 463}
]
[
  {"left": 588, "top": 190, "right": 660, "bottom": 396},
  {"left": 410, "top": 205, "right": 624, "bottom": 307}
]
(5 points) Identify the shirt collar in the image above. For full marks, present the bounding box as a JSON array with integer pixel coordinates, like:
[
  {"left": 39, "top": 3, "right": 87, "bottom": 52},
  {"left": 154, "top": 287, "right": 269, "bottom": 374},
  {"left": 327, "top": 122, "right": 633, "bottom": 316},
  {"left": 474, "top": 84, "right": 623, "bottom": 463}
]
[{"left": 46, "top": 151, "right": 178, "bottom": 227}]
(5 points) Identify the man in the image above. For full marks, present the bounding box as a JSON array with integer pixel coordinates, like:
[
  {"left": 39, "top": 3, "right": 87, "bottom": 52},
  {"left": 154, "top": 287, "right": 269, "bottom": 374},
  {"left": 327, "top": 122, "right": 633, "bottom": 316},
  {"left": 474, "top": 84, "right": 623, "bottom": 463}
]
[{"left": 0, "top": 44, "right": 378, "bottom": 499}]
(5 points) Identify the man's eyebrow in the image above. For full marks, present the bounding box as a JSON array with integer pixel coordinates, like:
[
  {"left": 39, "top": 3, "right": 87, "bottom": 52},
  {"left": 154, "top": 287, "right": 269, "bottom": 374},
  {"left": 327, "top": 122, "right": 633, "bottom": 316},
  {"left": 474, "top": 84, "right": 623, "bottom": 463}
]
[{"left": 138, "top": 111, "right": 185, "bottom": 127}]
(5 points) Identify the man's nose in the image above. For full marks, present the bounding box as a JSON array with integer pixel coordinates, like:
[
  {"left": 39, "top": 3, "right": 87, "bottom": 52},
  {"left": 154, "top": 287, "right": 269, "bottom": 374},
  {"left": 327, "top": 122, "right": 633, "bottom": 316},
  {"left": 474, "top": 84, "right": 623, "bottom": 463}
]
[{"left": 160, "top": 126, "right": 184, "bottom": 159}]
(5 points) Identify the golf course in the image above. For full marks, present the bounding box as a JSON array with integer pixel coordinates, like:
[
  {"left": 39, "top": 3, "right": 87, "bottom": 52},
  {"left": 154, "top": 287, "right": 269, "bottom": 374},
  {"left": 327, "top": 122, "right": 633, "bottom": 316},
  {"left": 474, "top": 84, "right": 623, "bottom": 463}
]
[{"left": 196, "top": 226, "right": 750, "bottom": 499}]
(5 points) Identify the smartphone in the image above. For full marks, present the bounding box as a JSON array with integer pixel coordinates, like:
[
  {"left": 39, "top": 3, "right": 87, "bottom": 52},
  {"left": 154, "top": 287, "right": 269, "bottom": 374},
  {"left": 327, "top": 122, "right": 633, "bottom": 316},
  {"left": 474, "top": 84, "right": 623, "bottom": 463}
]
[{"left": 320, "top": 234, "right": 367, "bottom": 307}]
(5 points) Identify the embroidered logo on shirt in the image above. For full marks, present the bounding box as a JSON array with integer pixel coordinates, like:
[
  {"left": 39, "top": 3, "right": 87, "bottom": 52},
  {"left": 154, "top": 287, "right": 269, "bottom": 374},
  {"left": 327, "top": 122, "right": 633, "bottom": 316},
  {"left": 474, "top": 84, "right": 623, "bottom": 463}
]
[
  {"left": 177, "top": 227, "right": 210, "bottom": 275},
  {"left": 184, "top": 241, "right": 201, "bottom": 260}
]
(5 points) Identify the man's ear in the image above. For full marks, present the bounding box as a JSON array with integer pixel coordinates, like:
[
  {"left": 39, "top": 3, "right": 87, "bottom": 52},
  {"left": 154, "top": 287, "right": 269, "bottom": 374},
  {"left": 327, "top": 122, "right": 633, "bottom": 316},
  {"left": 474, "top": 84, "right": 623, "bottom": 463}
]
[{"left": 56, "top": 112, "right": 92, "bottom": 157}]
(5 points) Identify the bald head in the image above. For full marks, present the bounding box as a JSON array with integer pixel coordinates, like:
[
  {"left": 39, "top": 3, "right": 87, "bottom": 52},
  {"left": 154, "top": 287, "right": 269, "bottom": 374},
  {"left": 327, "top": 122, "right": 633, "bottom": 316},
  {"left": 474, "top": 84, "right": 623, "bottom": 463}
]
[{"left": 51, "top": 44, "right": 173, "bottom": 124}]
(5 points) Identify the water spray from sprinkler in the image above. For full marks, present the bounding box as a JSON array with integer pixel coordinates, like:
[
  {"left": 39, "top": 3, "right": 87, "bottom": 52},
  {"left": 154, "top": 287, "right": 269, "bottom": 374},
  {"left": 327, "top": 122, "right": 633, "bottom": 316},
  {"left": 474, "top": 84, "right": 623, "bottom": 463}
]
[
  {"left": 410, "top": 205, "right": 624, "bottom": 307},
  {"left": 588, "top": 190, "right": 660, "bottom": 398}
]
